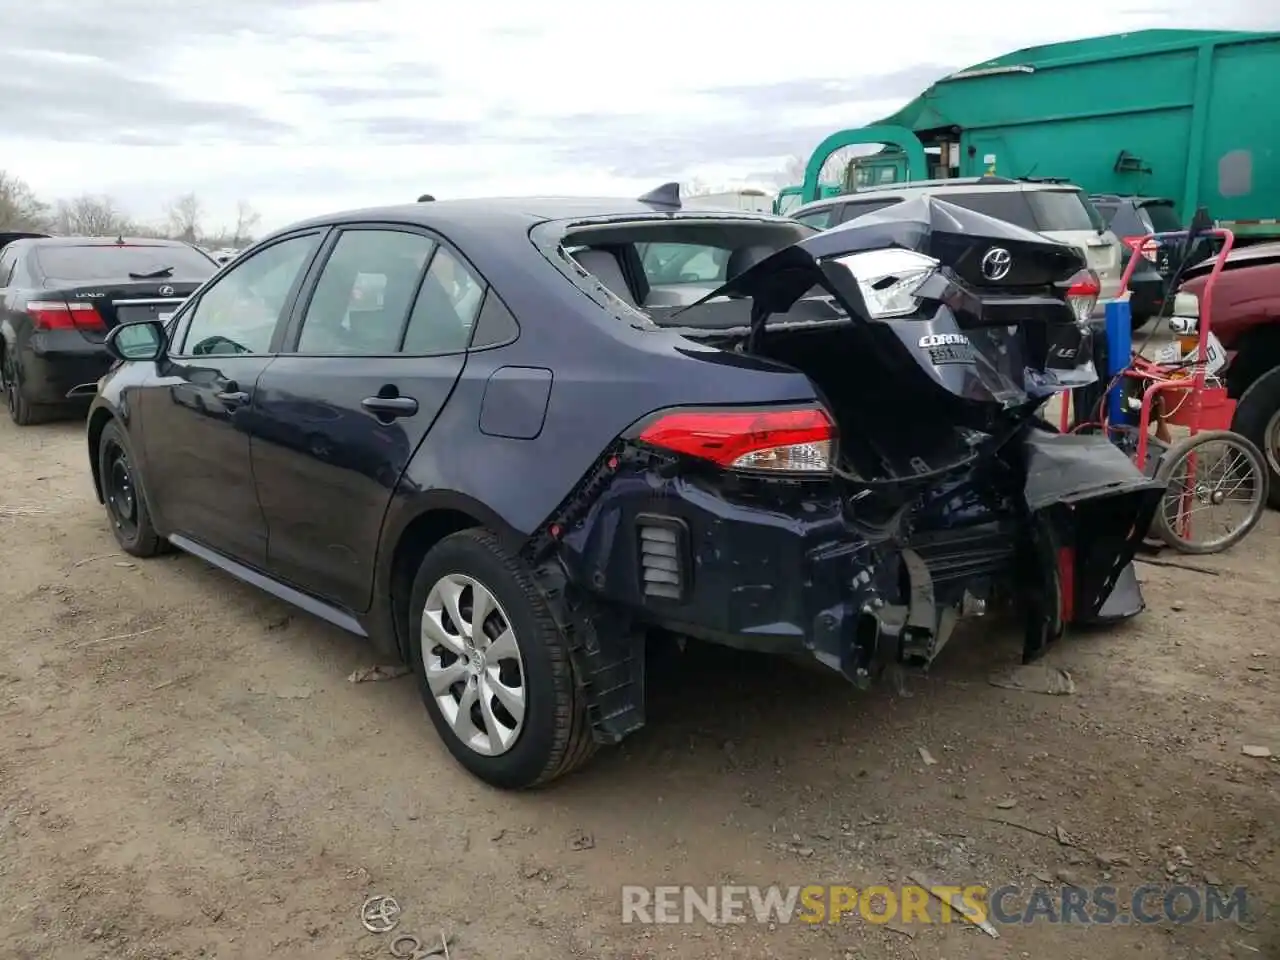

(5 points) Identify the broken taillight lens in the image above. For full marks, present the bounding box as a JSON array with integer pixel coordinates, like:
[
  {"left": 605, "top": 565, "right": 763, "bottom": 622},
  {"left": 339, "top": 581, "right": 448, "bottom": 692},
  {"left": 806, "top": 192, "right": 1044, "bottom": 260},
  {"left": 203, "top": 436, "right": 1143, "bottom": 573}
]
[
  {"left": 832, "top": 248, "right": 939, "bottom": 319},
  {"left": 1064, "top": 269, "right": 1100, "bottom": 324},
  {"left": 637, "top": 406, "right": 836, "bottom": 475}
]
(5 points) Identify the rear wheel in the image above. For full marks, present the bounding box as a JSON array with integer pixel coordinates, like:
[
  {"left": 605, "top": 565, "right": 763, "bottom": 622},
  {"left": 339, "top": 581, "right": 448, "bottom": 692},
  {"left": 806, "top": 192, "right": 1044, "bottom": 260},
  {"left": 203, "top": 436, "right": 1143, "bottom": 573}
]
[
  {"left": 1151, "top": 429, "right": 1267, "bottom": 554},
  {"left": 97, "top": 420, "right": 166, "bottom": 557},
  {"left": 407, "top": 528, "right": 596, "bottom": 789},
  {"left": 1231, "top": 365, "right": 1280, "bottom": 509},
  {"left": 1, "top": 347, "right": 46, "bottom": 426}
]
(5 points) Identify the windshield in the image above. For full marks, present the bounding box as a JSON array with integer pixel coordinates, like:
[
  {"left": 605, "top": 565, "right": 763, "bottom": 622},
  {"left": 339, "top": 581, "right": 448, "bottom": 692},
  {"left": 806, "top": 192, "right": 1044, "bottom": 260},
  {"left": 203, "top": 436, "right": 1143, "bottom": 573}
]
[
  {"left": 775, "top": 193, "right": 803, "bottom": 216},
  {"left": 35, "top": 243, "right": 217, "bottom": 283}
]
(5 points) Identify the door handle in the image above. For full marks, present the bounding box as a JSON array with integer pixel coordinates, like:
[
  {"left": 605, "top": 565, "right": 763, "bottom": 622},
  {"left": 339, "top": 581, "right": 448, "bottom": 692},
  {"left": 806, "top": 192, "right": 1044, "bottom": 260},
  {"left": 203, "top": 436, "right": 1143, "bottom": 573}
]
[{"left": 361, "top": 395, "right": 419, "bottom": 418}]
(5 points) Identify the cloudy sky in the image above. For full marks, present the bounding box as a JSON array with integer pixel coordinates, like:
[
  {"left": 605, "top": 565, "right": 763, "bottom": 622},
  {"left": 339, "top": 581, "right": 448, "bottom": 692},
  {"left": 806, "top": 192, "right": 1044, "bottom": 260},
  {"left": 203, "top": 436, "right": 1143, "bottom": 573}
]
[{"left": 2, "top": 0, "right": 1276, "bottom": 234}]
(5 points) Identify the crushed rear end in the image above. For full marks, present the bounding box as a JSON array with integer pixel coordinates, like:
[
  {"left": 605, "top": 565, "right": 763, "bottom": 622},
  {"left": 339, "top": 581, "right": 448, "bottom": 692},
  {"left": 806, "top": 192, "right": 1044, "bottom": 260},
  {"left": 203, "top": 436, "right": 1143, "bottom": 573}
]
[{"left": 548, "top": 198, "right": 1164, "bottom": 688}]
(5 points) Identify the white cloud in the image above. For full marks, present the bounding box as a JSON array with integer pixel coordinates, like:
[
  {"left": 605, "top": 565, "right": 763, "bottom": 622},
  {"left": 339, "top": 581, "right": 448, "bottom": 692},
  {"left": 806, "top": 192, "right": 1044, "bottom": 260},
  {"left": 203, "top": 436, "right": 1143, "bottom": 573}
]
[{"left": 2, "top": 0, "right": 1277, "bottom": 233}]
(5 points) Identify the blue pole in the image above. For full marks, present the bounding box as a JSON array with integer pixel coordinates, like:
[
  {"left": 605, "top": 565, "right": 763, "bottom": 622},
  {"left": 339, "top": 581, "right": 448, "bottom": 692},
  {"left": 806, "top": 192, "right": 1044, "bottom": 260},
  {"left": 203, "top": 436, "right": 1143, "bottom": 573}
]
[{"left": 1104, "top": 300, "right": 1132, "bottom": 434}]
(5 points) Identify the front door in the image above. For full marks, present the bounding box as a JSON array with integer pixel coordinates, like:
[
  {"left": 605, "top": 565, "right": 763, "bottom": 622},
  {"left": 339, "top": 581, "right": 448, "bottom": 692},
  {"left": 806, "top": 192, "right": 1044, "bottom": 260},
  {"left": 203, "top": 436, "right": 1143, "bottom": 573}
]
[
  {"left": 138, "top": 231, "right": 324, "bottom": 566},
  {"left": 250, "top": 226, "right": 482, "bottom": 611}
]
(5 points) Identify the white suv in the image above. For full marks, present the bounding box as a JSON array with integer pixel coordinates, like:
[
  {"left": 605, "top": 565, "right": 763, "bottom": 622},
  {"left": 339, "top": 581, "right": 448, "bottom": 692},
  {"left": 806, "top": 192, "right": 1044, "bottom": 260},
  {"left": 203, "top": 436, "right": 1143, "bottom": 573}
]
[{"left": 790, "top": 178, "right": 1123, "bottom": 314}]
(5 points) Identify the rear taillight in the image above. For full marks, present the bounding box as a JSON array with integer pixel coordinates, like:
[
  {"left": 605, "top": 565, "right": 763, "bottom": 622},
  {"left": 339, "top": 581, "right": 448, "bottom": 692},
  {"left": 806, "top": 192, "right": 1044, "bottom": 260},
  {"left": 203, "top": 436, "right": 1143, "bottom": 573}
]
[
  {"left": 28, "top": 300, "right": 106, "bottom": 331},
  {"left": 1064, "top": 269, "right": 1100, "bottom": 323},
  {"left": 636, "top": 406, "right": 836, "bottom": 475},
  {"left": 1123, "top": 236, "right": 1159, "bottom": 262}
]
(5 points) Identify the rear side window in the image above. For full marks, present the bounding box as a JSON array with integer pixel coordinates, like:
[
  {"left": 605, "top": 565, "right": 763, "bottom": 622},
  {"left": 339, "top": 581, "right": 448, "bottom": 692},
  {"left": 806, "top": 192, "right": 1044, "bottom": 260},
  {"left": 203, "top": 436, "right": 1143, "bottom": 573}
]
[
  {"left": 35, "top": 244, "right": 217, "bottom": 283},
  {"left": 1140, "top": 202, "right": 1183, "bottom": 233}
]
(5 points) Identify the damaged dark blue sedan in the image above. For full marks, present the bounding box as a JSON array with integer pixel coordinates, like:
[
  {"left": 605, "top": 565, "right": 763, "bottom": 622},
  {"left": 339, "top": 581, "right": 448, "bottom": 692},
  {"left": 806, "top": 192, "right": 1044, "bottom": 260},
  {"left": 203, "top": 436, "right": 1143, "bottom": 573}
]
[{"left": 86, "top": 189, "right": 1165, "bottom": 789}]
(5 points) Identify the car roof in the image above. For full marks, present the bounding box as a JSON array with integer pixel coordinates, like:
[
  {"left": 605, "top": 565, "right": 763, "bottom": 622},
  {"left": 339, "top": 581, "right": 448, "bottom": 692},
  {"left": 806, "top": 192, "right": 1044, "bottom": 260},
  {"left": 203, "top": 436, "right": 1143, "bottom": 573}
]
[
  {"left": 791, "top": 178, "right": 1086, "bottom": 218},
  {"left": 281, "top": 197, "right": 793, "bottom": 237},
  {"left": 24, "top": 236, "right": 198, "bottom": 247}
]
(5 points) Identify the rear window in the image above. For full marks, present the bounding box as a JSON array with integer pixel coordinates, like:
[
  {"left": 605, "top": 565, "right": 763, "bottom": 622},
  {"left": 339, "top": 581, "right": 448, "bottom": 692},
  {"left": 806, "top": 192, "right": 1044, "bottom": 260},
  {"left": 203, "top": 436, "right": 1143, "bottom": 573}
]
[
  {"left": 1140, "top": 202, "right": 1183, "bottom": 233},
  {"left": 838, "top": 199, "right": 904, "bottom": 223},
  {"left": 35, "top": 244, "right": 217, "bottom": 283},
  {"left": 939, "top": 189, "right": 1104, "bottom": 232}
]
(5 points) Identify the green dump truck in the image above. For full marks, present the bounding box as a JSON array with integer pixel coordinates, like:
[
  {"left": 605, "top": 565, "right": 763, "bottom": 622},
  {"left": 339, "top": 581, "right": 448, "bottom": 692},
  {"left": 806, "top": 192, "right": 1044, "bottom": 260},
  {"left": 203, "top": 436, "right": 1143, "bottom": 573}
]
[{"left": 788, "top": 29, "right": 1280, "bottom": 242}]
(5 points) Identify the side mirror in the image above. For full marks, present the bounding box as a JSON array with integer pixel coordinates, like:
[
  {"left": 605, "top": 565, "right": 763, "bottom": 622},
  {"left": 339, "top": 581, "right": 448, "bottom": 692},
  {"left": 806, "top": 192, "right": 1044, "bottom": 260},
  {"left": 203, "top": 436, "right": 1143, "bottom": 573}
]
[{"left": 105, "top": 319, "right": 166, "bottom": 363}]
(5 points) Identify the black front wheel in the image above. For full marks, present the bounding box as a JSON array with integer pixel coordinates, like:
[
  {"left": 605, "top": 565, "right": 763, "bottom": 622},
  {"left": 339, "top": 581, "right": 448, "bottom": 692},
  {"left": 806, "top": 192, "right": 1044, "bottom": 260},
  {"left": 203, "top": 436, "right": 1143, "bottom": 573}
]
[{"left": 97, "top": 420, "right": 167, "bottom": 557}]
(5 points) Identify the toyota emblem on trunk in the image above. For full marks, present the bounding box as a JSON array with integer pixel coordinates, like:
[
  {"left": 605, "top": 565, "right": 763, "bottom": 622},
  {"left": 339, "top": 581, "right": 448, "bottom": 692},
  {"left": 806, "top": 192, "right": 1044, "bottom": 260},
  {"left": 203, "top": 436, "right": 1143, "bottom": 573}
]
[
  {"left": 158, "top": 285, "right": 175, "bottom": 296},
  {"left": 980, "top": 247, "right": 1012, "bottom": 281}
]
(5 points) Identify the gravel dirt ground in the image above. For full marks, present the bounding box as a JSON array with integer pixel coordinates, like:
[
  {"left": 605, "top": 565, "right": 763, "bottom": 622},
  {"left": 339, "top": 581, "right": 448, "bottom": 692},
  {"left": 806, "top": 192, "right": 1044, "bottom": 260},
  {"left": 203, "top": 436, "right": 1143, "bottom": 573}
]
[{"left": 2, "top": 415, "right": 1277, "bottom": 960}]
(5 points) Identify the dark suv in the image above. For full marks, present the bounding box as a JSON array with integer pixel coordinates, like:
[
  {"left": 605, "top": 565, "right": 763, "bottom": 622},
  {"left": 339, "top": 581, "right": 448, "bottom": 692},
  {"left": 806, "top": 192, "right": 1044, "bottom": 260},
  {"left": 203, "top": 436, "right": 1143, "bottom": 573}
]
[{"left": 1090, "top": 195, "right": 1192, "bottom": 329}]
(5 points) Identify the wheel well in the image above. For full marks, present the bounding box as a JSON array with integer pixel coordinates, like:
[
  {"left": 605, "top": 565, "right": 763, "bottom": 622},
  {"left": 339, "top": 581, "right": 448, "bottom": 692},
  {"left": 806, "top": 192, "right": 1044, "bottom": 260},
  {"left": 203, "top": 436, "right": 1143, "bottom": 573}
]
[
  {"left": 1226, "top": 324, "right": 1280, "bottom": 399},
  {"left": 86, "top": 408, "right": 114, "bottom": 502},
  {"left": 389, "top": 508, "right": 481, "bottom": 659}
]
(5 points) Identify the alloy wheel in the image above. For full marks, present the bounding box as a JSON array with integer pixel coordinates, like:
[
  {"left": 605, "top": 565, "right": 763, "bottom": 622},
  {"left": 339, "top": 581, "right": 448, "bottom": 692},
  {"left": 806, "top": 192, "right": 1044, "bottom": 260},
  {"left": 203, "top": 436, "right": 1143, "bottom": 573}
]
[{"left": 420, "top": 573, "right": 527, "bottom": 756}]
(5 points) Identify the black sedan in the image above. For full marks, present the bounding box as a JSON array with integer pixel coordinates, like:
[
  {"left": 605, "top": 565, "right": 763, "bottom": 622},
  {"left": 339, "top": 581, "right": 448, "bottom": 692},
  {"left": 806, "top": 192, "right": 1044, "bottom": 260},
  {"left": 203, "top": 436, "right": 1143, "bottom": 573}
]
[
  {"left": 1, "top": 235, "right": 218, "bottom": 424},
  {"left": 86, "top": 190, "right": 1163, "bottom": 788}
]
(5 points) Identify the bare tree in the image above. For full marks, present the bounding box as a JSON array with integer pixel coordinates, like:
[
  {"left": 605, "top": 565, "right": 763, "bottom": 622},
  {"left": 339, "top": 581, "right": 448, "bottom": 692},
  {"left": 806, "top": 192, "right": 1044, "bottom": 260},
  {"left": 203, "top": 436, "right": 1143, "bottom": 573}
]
[
  {"left": 166, "top": 192, "right": 204, "bottom": 242},
  {"left": 54, "top": 194, "right": 134, "bottom": 237},
  {"left": 0, "top": 170, "right": 51, "bottom": 232},
  {"left": 231, "top": 200, "right": 261, "bottom": 246}
]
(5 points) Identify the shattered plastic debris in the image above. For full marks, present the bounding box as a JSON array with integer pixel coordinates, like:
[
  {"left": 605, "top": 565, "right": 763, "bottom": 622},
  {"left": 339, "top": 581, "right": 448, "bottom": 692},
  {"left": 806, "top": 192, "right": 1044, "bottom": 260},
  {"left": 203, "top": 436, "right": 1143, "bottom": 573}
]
[
  {"left": 987, "top": 664, "right": 1075, "bottom": 695},
  {"left": 348, "top": 664, "right": 411, "bottom": 683},
  {"left": 1240, "top": 745, "right": 1272, "bottom": 758}
]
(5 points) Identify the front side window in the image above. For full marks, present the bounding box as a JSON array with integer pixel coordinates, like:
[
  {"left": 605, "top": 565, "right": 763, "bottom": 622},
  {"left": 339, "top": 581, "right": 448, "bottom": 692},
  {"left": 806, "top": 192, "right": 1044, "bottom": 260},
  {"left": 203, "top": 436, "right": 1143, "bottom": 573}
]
[
  {"left": 294, "top": 229, "right": 436, "bottom": 356},
  {"left": 179, "top": 233, "right": 320, "bottom": 356}
]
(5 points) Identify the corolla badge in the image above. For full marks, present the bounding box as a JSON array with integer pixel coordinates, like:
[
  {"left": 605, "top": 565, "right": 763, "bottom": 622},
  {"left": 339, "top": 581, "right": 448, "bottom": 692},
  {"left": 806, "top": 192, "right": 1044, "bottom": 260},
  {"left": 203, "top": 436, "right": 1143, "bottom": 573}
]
[
  {"left": 158, "top": 285, "right": 175, "bottom": 296},
  {"left": 980, "top": 247, "right": 1012, "bottom": 281}
]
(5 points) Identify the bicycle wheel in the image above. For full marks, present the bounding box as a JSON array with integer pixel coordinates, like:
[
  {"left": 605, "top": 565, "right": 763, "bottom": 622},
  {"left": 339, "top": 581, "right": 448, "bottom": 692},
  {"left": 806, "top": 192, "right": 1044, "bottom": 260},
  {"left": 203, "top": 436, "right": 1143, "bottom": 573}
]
[{"left": 1152, "top": 430, "right": 1269, "bottom": 554}]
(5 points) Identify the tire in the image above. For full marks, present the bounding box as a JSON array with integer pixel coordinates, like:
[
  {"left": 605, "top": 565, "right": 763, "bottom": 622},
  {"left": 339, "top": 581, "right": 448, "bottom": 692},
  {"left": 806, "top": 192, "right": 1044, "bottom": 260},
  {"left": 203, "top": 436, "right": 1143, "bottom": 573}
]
[
  {"left": 1151, "top": 429, "right": 1268, "bottom": 554},
  {"left": 97, "top": 419, "right": 167, "bottom": 557},
  {"left": 1231, "top": 365, "right": 1280, "bottom": 509},
  {"left": 1, "top": 346, "right": 50, "bottom": 426},
  {"left": 407, "top": 528, "right": 596, "bottom": 789}
]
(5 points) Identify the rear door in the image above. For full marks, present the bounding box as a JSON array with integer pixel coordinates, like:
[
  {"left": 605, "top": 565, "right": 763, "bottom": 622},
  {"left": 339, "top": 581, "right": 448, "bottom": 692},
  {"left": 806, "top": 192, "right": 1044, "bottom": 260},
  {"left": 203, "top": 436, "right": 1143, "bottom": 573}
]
[
  {"left": 137, "top": 231, "right": 324, "bottom": 566},
  {"left": 249, "top": 224, "right": 482, "bottom": 610}
]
